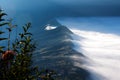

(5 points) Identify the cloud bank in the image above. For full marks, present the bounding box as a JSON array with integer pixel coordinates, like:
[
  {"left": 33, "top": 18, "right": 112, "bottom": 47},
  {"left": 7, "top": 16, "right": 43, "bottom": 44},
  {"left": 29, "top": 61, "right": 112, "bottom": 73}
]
[{"left": 70, "top": 29, "right": 120, "bottom": 80}]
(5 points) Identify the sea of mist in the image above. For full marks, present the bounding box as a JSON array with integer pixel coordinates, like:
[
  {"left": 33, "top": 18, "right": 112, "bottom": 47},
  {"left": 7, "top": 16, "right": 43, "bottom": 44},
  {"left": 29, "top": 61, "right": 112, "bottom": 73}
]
[{"left": 58, "top": 17, "right": 120, "bottom": 80}]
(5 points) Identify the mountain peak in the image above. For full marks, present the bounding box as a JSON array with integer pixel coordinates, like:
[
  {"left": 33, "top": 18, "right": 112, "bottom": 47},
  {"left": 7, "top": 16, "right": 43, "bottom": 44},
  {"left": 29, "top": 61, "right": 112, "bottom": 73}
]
[
  {"left": 45, "top": 19, "right": 62, "bottom": 27},
  {"left": 44, "top": 24, "right": 57, "bottom": 30}
]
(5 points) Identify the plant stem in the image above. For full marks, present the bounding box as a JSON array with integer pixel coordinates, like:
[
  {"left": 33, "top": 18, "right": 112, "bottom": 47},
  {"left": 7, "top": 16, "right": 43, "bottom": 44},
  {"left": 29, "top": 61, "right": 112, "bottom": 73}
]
[{"left": 8, "top": 30, "right": 11, "bottom": 50}]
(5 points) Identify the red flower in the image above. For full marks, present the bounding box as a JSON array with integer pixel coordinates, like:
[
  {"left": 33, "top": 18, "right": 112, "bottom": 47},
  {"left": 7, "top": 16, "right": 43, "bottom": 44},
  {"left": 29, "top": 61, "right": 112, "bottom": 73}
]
[{"left": 2, "top": 50, "right": 16, "bottom": 61}]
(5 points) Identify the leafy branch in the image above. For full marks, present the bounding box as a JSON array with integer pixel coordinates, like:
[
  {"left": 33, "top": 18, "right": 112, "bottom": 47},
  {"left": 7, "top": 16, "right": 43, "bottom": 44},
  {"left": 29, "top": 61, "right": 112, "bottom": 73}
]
[{"left": 0, "top": 9, "right": 56, "bottom": 80}]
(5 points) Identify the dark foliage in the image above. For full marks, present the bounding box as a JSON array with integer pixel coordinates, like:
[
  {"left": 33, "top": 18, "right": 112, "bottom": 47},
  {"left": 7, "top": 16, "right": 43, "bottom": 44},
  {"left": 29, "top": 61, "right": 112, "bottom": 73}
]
[{"left": 0, "top": 9, "right": 56, "bottom": 80}]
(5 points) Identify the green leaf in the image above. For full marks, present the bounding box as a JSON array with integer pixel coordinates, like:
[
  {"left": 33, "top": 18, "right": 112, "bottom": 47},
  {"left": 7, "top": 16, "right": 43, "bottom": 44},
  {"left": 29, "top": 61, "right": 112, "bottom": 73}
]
[
  {"left": 0, "top": 13, "right": 7, "bottom": 18},
  {"left": 23, "top": 26, "right": 27, "bottom": 33},
  {"left": 0, "top": 46, "right": 5, "bottom": 49},
  {"left": 24, "top": 33, "right": 32, "bottom": 35},
  {"left": 0, "top": 46, "right": 5, "bottom": 53},
  {"left": 6, "top": 27, "right": 12, "bottom": 32},
  {"left": 20, "top": 40, "right": 26, "bottom": 43},
  {"left": 0, "top": 31, "right": 5, "bottom": 34},
  {"left": 0, "top": 38, "right": 8, "bottom": 40},
  {"left": 0, "top": 22, "right": 8, "bottom": 26},
  {"left": 19, "top": 33, "right": 24, "bottom": 38},
  {"left": 0, "top": 19, "right": 5, "bottom": 21},
  {"left": 26, "top": 22, "right": 31, "bottom": 30}
]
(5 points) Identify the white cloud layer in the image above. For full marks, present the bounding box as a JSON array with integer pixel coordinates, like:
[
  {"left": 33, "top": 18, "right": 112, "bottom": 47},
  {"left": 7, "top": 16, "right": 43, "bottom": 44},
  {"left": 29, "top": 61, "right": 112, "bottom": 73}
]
[{"left": 70, "top": 28, "right": 120, "bottom": 80}]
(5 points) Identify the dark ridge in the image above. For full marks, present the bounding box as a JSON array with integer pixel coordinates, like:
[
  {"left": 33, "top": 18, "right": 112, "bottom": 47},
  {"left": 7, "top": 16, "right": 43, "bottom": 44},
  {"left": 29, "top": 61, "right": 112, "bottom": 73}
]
[
  {"left": 32, "top": 20, "right": 91, "bottom": 80},
  {"left": 45, "top": 19, "right": 62, "bottom": 27}
]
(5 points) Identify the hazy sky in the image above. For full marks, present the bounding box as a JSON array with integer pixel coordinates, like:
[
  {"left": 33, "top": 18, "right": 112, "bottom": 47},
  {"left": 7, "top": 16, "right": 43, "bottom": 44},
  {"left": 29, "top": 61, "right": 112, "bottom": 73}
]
[
  {"left": 0, "top": 0, "right": 120, "bottom": 16},
  {"left": 0, "top": 0, "right": 120, "bottom": 33},
  {"left": 58, "top": 17, "right": 120, "bottom": 34}
]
